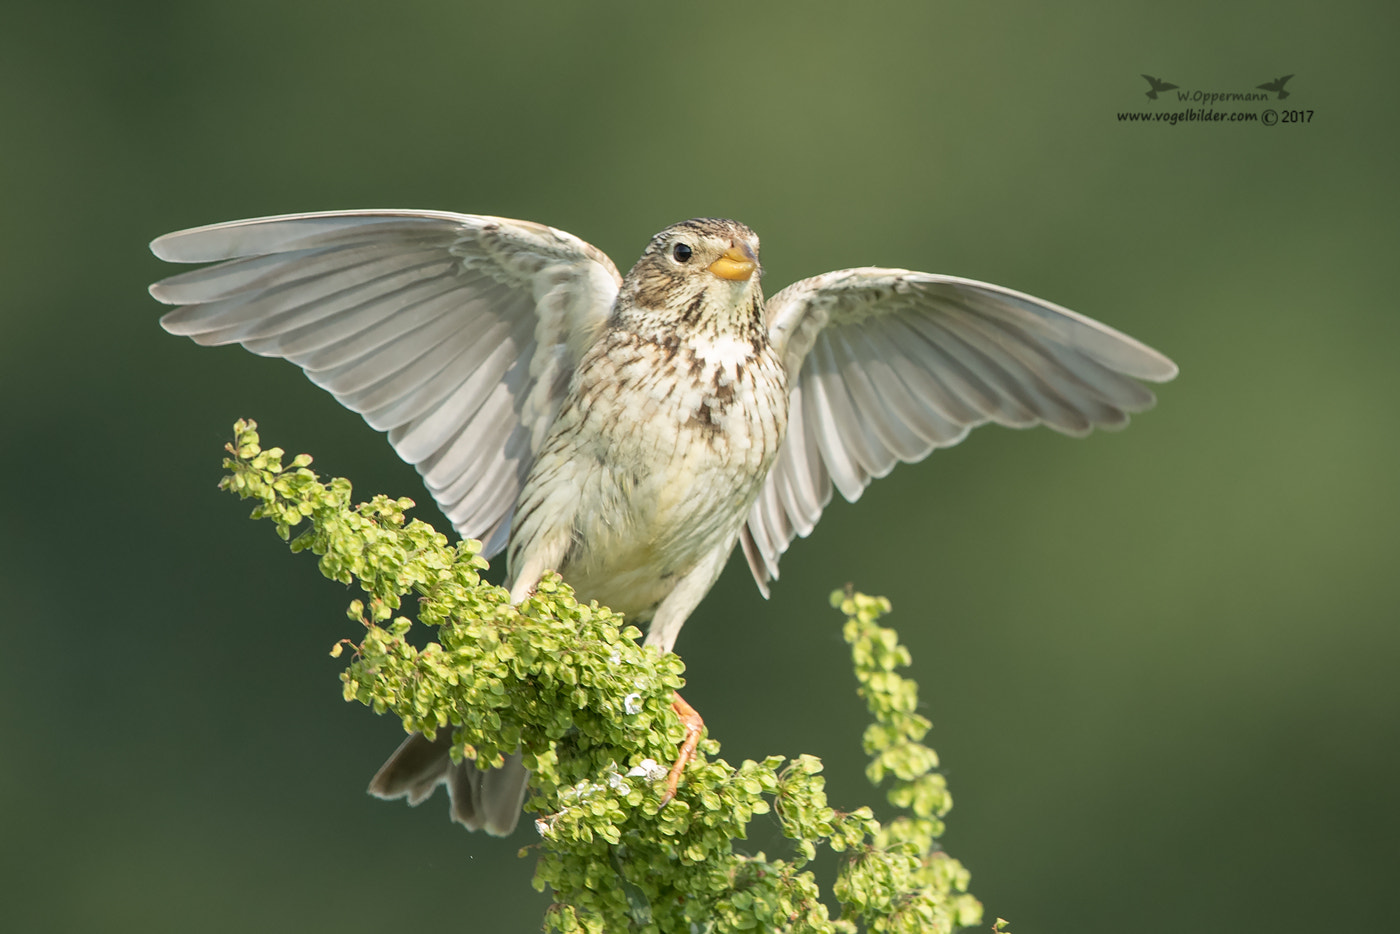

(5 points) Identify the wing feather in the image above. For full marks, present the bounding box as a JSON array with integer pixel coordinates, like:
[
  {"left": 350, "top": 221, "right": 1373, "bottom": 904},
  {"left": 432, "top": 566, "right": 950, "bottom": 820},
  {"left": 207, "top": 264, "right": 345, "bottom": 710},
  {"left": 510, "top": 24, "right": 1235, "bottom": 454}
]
[
  {"left": 855, "top": 328, "right": 967, "bottom": 446},
  {"left": 787, "top": 381, "right": 832, "bottom": 527},
  {"left": 902, "top": 313, "right": 1042, "bottom": 425},
  {"left": 742, "top": 268, "right": 1177, "bottom": 590},
  {"left": 150, "top": 210, "right": 620, "bottom": 554},
  {"left": 837, "top": 328, "right": 933, "bottom": 460},
  {"left": 804, "top": 342, "right": 873, "bottom": 500}
]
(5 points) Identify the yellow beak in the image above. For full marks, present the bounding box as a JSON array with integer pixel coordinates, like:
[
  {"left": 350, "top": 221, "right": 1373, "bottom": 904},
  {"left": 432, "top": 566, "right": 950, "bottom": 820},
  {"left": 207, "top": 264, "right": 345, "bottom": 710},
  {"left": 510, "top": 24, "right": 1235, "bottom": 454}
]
[{"left": 707, "top": 243, "right": 758, "bottom": 281}]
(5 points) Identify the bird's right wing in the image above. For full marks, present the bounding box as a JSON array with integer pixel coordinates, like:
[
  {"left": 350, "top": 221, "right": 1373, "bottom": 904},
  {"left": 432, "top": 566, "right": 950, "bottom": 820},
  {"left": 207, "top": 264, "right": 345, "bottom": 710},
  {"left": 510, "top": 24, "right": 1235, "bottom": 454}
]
[{"left": 150, "top": 210, "right": 622, "bottom": 556}]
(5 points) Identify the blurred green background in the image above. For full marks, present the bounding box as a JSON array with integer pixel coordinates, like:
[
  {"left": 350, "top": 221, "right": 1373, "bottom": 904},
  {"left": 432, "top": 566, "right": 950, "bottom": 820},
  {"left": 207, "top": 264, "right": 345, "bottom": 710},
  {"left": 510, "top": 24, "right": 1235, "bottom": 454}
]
[{"left": 3, "top": 1, "right": 1396, "bottom": 931}]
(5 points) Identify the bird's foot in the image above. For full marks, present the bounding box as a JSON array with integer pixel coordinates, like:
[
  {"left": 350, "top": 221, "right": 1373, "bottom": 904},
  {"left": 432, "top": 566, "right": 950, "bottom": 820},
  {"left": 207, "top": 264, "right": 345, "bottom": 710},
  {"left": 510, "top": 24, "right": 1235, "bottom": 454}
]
[{"left": 658, "top": 692, "right": 704, "bottom": 807}]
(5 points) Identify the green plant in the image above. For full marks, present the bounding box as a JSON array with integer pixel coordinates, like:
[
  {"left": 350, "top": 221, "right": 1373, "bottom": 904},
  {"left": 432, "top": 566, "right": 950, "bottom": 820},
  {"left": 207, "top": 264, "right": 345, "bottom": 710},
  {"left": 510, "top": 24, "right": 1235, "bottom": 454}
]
[{"left": 220, "top": 419, "right": 984, "bottom": 933}]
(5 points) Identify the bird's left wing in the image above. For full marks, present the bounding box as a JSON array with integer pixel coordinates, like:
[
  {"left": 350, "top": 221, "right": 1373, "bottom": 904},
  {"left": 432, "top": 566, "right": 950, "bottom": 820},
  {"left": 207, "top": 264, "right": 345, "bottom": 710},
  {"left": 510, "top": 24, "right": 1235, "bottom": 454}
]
[
  {"left": 150, "top": 210, "right": 622, "bottom": 557},
  {"left": 740, "top": 267, "right": 1178, "bottom": 594}
]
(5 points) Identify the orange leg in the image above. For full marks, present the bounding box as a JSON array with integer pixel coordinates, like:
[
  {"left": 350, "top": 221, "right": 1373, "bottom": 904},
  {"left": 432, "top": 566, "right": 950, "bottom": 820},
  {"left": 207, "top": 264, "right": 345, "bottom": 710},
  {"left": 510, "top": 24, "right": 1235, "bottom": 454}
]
[{"left": 659, "top": 692, "right": 704, "bottom": 806}]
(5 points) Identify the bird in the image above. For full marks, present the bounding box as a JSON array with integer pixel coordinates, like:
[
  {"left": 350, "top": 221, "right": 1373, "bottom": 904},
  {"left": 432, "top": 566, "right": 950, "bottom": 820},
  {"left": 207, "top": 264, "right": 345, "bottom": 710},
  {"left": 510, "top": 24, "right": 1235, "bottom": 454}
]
[
  {"left": 1257, "top": 75, "right": 1293, "bottom": 99},
  {"left": 1141, "top": 75, "right": 1179, "bottom": 100},
  {"left": 149, "top": 210, "right": 1177, "bottom": 835}
]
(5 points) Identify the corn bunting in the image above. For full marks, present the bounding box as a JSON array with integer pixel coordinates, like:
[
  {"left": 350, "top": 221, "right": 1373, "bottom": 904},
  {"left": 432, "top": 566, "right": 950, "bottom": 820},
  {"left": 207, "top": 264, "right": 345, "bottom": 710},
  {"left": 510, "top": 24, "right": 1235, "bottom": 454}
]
[{"left": 150, "top": 210, "right": 1176, "bottom": 834}]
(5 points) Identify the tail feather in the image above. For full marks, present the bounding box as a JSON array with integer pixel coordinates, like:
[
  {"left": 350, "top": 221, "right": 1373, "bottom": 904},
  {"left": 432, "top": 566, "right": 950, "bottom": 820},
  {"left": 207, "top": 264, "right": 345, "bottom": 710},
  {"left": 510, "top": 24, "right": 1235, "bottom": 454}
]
[
  {"left": 447, "top": 750, "right": 531, "bottom": 834},
  {"left": 367, "top": 731, "right": 530, "bottom": 836},
  {"left": 368, "top": 731, "right": 453, "bottom": 805}
]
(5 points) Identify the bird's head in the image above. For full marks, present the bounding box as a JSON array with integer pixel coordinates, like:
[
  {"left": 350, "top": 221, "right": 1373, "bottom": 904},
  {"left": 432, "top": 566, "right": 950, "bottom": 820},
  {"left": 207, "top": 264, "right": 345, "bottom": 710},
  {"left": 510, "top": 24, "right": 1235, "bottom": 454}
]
[{"left": 615, "top": 218, "right": 765, "bottom": 340}]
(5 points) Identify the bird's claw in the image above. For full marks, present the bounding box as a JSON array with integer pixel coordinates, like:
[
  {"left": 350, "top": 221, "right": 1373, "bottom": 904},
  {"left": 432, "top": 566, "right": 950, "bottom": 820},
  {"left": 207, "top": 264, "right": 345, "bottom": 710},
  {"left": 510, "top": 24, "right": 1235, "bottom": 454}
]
[{"left": 658, "top": 692, "right": 704, "bottom": 808}]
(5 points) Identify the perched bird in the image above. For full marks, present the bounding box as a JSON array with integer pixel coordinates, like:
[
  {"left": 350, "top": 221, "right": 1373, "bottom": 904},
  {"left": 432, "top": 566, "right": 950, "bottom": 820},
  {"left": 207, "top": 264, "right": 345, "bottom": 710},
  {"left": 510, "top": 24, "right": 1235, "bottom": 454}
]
[
  {"left": 150, "top": 210, "right": 1177, "bottom": 835},
  {"left": 1257, "top": 75, "right": 1293, "bottom": 99},
  {"left": 1141, "top": 74, "right": 1179, "bottom": 100}
]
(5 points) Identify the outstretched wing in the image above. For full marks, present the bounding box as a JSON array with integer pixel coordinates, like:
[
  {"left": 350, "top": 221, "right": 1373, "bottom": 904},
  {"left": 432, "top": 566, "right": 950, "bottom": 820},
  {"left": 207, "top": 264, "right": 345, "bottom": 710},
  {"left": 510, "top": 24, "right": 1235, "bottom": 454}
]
[
  {"left": 740, "top": 267, "right": 1178, "bottom": 594},
  {"left": 150, "top": 210, "right": 622, "bottom": 556}
]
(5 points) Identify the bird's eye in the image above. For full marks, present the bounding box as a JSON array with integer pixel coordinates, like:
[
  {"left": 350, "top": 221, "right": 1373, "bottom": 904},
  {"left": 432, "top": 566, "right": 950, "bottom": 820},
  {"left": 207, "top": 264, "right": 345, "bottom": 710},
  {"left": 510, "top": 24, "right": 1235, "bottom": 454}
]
[{"left": 671, "top": 242, "right": 693, "bottom": 263}]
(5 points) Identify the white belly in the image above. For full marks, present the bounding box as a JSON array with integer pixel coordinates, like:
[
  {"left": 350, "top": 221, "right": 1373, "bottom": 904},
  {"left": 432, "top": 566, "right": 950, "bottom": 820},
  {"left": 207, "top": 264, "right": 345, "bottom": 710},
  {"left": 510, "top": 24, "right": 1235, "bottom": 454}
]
[{"left": 509, "top": 331, "right": 788, "bottom": 620}]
